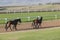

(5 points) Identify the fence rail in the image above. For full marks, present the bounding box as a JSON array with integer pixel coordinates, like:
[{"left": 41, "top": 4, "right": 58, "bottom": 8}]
[{"left": 0, "top": 15, "right": 59, "bottom": 24}]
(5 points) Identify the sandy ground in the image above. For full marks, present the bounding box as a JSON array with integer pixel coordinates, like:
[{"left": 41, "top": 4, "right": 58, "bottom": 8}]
[{"left": 0, "top": 20, "right": 60, "bottom": 33}]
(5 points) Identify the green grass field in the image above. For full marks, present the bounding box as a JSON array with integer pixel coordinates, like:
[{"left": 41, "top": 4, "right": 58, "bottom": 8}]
[
  {"left": 0, "top": 11, "right": 60, "bottom": 23},
  {"left": 0, "top": 27, "right": 60, "bottom": 40}
]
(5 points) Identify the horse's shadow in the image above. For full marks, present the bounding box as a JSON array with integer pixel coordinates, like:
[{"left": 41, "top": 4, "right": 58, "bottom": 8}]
[{"left": 16, "top": 25, "right": 60, "bottom": 31}]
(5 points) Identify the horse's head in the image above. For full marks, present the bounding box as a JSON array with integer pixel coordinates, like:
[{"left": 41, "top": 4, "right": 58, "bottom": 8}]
[
  {"left": 17, "top": 18, "right": 21, "bottom": 23},
  {"left": 40, "top": 16, "right": 43, "bottom": 21}
]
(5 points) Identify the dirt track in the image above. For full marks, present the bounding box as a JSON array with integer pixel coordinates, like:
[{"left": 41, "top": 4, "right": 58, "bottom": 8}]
[{"left": 0, "top": 20, "right": 60, "bottom": 33}]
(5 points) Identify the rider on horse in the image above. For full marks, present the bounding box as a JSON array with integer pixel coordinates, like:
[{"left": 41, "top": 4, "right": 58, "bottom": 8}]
[{"left": 32, "top": 16, "right": 43, "bottom": 29}]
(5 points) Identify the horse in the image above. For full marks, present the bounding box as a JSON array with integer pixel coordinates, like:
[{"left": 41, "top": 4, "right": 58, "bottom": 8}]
[
  {"left": 5, "top": 18, "right": 21, "bottom": 31},
  {"left": 32, "top": 16, "right": 43, "bottom": 29}
]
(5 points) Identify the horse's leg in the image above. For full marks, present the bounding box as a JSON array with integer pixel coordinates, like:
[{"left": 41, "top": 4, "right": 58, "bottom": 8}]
[
  {"left": 13, "top": 25, "right": 15, "bottom": 29},
  {"left": 5, "top": 25, "right": 7, "bottom": 31},
  {"left": 37, "top": 23, "right": 40, "bottom": 29},
  {"left": 34, "top": 22, "right": 38, "bottom": 29},
  {"left": 5, "top": 22, "right": 8, "bottom": 31},
  {"left": 32, "top": 22, "right": 37, "bottom": 29},
  {"left": 32, "top": 22, "right": 35, "bottom": 29},
  {"left": 5, "top": 26, "right": 8, "bottom": 31},
  {"left": 14, "top": 25, "right": 17, "bottom": 30},
  {"left": 9, "top": 26, "right": 12, "bottom": 31},
  {"left": 5, "top": 23, "right": 10, "bottom": 31},
  {"left": 35, "top": 23, "right": 39, "bottom": 29},
  {"left": 8, "top": 24, "right": 12, "bottom": 31},
  {"left": 5, "top": 25, "right": 11, "bottom": 31},
  {"left": 38, "top": 22, "right": 42, "bottom": 29}
]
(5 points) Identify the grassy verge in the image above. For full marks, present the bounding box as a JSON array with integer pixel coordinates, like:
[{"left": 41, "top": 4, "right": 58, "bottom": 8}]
[{"left": 0, "top": 27, "right": 60, "bottom": 40}]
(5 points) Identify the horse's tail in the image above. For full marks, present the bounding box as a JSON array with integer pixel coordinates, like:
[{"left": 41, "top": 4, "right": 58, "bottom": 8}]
[
  {"left": 32, "top": 22, "right": 34, "bottom": 26},
  {"left": 32, "top": 20, "right": 34, "bottom": 26},
  {"left": 5, "top": 22, "right": 8, "bottom": 31},
  {"left": 31, "top": 20, "right": 36, "bottom": 29}
]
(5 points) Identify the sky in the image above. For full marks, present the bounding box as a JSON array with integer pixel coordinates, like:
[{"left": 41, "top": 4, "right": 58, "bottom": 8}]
[{"left": 0, "top": 0, "right": 60, "bottom": 6}]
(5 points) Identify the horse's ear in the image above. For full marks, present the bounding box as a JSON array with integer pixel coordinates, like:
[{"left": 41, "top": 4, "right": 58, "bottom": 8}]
[
  {"left": 42, "top": 17, "right": 43, "bottom": 18},
  {"left": 41, "top": 16, "right": 43, "bottom": 18},
  {"left": 19, "top": 18, "right": 21, "bottom": 20}
]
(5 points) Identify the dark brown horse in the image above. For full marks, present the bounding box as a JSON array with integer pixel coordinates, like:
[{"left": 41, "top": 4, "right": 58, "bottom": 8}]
[
  {"left": 5, "top": 18, "right": 21, "bottom": 31},
  {"left": 32, "top": 16, "right": 43, "bottom": 29}
]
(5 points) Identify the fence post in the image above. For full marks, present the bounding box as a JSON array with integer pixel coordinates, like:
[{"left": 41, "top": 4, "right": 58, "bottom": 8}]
[
  {"left": 27, "top": 17, "right": 30, "bottom": 21},
  {"left": 55, "top": 15, "right": 57, "bottom": 19},
  {"left": 5, "top": 18, "right": 8, "bottom": 23}
]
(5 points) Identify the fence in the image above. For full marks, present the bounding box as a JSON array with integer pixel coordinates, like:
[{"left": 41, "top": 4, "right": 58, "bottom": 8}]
[{"left": 0, "top": 15, "right": 58, "bottom": 24}]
